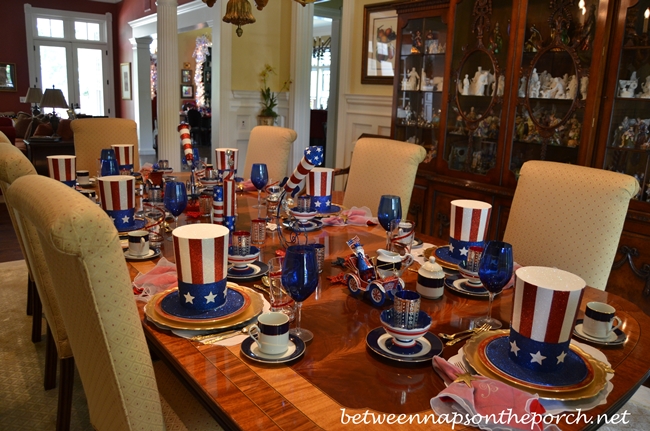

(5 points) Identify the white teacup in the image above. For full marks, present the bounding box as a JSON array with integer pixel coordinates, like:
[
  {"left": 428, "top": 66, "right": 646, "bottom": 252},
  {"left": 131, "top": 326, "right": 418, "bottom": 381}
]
[
  {"left": 128, "top": 230, "right": 150, "bottom": 256},
  {"left": 76, "top": 170, "right": 90, "bottom": 186},
  {"left": 375, "top": 249, "right": 413, "bottom": 278},
  {"left": 248, "top": 312, "right": 290, "bottom": 355},
  {"left": 583, "top": 301, "right": 622, "bottom": 339}
]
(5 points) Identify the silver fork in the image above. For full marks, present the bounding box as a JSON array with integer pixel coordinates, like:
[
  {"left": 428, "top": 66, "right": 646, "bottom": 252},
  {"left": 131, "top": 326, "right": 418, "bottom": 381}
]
[{"left": 445, "top": 323, "right": 490, "bottom": 346}]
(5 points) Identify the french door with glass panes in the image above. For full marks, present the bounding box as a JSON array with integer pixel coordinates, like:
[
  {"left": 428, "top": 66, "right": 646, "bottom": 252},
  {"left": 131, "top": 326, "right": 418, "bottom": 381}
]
[{"left": 35, "top": 40, "right": 109, "bottom": 117}]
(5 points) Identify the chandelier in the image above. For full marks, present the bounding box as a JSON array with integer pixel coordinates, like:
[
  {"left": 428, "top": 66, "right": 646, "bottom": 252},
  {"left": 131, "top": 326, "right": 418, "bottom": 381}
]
[{"left": 203, "top": 0, "right": 317, "bottom": 37}]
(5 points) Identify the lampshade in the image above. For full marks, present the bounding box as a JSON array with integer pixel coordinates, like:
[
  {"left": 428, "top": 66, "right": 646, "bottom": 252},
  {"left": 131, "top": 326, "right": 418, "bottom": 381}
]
[
  {"left": 25, "top": 87, "right": 43, "bottom": 104},
  {"left": 40, "top": 88, "right": 69, "bottom": 110}
]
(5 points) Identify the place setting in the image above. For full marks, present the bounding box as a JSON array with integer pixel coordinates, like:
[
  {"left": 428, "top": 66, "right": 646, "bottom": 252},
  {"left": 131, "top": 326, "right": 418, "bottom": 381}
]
[
  {"left": 572, "top": 302, "right": 627, "bottom": 346},
  {"left": 226, "top": 231, "right": 269, "bottom": 281},
  {"left": 123, "top": 229, "right": 161, "bottom": 260}
]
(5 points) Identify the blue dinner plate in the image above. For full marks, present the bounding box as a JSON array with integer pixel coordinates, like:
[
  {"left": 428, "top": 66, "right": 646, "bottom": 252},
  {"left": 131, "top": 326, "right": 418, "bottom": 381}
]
[
  {"left": 444, "top": 273, "right": 491, "bottom": 298},
  {"left": 226, "top": 261, "right": 269, "bottom": 281},
  {"left": 160, "top": 288, "right": 246, "bottom": 320},
  {"left": 282, "top": 219, "right": 323, "bottom": 232},
  {"left": 435, "top": 245, "right": 461, "bottom": 267},
  {"left": 483, "top": 334, "right": 589, "bottom": 388},
  {"left": 117, "top": 218, "right": 146, "bottom": 233}
]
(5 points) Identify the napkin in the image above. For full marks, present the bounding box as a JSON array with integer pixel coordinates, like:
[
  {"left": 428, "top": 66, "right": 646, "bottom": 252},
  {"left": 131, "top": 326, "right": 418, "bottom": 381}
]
[
  {"left": 431, "top": 356, "right": 560, "bottom": 431},
  {"left": 321, "top": 206, "right": 378, "bottom": 226},
  {"left": 133, "top": 257, "right": 178, "bottom": 301}
]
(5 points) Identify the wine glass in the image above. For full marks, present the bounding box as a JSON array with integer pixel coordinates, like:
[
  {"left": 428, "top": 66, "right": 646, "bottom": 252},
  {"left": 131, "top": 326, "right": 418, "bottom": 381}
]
[
  {"left": 251, "top": 163, "right": 269, "bottom": 214},
  {"left": 475, "top": 241, "right": 513, "bottom": 330},
  {"left": 164, "top": 181, "right": 188, "bottom": 240},
  {"left": 377, "top": 195, "right": 402, "bottom": 249},
  {"left": 281, "top": 245, "right": 319, "bottom": 342}
]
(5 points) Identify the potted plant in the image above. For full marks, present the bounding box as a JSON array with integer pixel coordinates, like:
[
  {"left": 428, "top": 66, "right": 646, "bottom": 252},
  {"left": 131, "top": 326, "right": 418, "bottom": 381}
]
[{"left": 258, "top": 64, "right": 292, "bottom": 126}]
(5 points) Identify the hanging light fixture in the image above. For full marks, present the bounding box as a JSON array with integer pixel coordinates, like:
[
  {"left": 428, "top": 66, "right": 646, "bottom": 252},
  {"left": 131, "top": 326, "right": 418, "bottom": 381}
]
[
  {"left": 222, "top": 0, "right": 256, "bottom": 37},
  {"left": 203, "top": 0, "right": 318, "bottom": 36}
]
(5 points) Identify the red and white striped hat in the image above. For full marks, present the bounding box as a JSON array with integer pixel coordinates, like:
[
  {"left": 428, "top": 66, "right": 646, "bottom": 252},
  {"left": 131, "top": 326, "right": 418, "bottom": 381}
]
[
  {"left": 98, "top": 175, "right": 135, "bottom": 211},
  {"left": 215, "top": 148, "right": 238, "bottom": 171},
  {"left": 111, "top": 144, "right": 134, "bottom": 167},
  {"left": 222, "top": 179, "right": 236, "bottom": 217},
  {"left": 173, "top": 224, "right": 230, "bottom": 310},
  {"left": 47, "top": 155, "right": 76, "bottom": 186},
  {"left": 448, "top": 199, "right": 491, "bottom": 260},
  {"left": 307, "top": 167, "right": 333, "bottom": 196},
  {"left": 509, "top": 266, "right": 585, "bottom": 372}
]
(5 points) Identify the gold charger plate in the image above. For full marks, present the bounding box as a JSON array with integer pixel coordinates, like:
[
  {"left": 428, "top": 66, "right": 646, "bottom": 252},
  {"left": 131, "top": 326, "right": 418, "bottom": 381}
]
[
  {"left": 423, "top": 246, "right": 458, "bottom": 271},
  {"left": 144, "top": 283, "right": 264, "bottom": 331},
  {"left": 464, "top": 329, "right": 608, "bottom": 401}
]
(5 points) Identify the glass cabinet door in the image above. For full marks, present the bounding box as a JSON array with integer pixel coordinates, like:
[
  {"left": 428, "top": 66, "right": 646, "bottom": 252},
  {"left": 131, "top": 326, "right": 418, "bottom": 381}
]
[
  {"left": 392, "top": 15, "right": 448, "bottom": 159},
  {"left": 600, "top": 0, "right": 650, "bottom": 203},
  {"left": 443, "top": 0, "right": 515, "bottom": 180},
  {"left": 506, "top": 0, "right": 606, "bottom": 182}
]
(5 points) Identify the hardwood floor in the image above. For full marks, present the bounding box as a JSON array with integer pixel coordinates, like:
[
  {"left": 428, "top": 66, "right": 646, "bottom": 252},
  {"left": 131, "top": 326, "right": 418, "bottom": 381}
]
[{"left": 0, "top": 198, "right": 24, "bottom": 263}]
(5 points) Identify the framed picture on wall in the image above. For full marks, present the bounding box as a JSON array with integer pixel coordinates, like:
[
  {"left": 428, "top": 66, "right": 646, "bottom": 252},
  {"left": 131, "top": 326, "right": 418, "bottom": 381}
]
[
  {"left": 362, "top": 2, "right": 399, "bottom": 85},
  {"left": 120, "top": 63, "right": 132, "bottom": 100},
  {"left": 0, "top": 63, "right": 17, "bottom": 92},
  {"left": 181, "top": 69, "right": 192, "bottom": 84},
  {"left": 181, "top": 85, "right": 194, "bottom": 99}
]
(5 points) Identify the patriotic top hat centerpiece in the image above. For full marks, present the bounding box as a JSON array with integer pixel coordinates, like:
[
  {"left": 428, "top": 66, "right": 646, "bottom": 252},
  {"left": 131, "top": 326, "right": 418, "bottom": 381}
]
[
  {"left": 98, "top": 175, "right": 136, "bottom": 230},
  {"left": 47, "top": 155, "right": 76, "bottom": 187},
  {"left": 307, "top": 167, "right": 334, "bottom": 212},
  {"left": 508, "top": 266, "right": 585, "bottom": 372},
  {"left": 172, "top": 224, "right": 230, "bottom": 310},
  {"left": 437, "top": 199, "right": 491, "bottom": 265},
  {"left": 215, "top": 148, "right": 238, "bottom": 181},
  {"left": 111, "top": 144, "right": 135, "bottom": 174}
]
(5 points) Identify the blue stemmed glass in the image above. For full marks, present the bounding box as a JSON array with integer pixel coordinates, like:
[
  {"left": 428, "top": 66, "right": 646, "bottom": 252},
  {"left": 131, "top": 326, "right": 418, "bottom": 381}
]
[
  {"left": 475, "top": 241, "right": 513, "bottom": 329},
  {"left": 378, "top": 195, "right": 402, "bottom": 249},
  {"left": 251, "top": 163, "right": 269, "bottom": 213},
  {"left": 164, "top": 181, "right": 188, "bottom": 241},
  {"left": 282, "top": 245, "right": 319, "bottom": 342}
]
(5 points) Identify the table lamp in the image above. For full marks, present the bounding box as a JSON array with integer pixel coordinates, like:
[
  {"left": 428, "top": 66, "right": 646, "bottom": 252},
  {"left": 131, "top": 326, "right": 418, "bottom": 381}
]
[
  {"left": 39, "top": 87, "right": 69, "bottom": 137},
  {"left": 25, "top": 87, "right": 43, "bottom": 116}
]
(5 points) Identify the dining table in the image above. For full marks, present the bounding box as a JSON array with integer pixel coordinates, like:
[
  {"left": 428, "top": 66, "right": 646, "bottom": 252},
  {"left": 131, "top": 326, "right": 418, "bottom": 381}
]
[{"left": 127, "top": 189, "right": 650, "bottom": 431}]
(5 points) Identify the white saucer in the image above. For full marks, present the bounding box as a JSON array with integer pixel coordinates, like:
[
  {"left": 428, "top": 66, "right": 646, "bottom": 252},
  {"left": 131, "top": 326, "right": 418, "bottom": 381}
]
[
  {"left": 124, "top": 248, "right": 161, "bottom": 260},
  {"left": 573, "top": 319, "right": 626, "bottom": 346}
]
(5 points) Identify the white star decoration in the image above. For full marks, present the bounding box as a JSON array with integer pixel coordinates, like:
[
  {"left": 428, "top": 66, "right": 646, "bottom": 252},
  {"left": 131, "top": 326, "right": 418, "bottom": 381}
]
[
  {"left": 556, "top": 351, "right": 567, "bottom": 364},
  {"left": 530, "top": 351, "right": 546, "bottom": 365},
  {"left": 449, "top": 244, "right": 455, "bottom": 253},
  {"left": 460, "top": 247, "right": 469, "bottom": 256},
  {"left": 510, "top": 340, "right": 520, "bottom": 356},
  {"left": 109, "top": 216, "right": 115, "bottom": 223},
  {"left": 314, "top": 201, "right": 321, "bottom": 207},
  {"left": 306, "top": 149, "right": 311, "bottom": 154},
  {"left": 326, "top": 199, "right": 331, "bottom": 206},
  {"left": 184, "top": 292, "right": 195, "bottom": 304},
  {"left": 121, "top": 215, "right": 130, "bottom": 223},
  {"left": 205, "top": 291, "right": 217, "bottom": 303},
  {"left": 317, "top": 147, "right": 322, "bottom": 152}
]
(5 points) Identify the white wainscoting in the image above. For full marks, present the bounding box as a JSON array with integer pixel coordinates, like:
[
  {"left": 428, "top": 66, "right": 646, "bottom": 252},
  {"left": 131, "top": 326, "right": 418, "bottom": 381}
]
[
  {"left": 334, "top": 93, "right": 393, "bottom": 190},
  {"left": 221, "top": 90, "right": 289, "bottom": 174}
]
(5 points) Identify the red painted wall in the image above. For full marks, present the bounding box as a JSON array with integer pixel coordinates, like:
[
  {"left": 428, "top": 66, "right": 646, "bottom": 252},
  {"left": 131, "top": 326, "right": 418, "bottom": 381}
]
[{"left": 0, "top": 0, "right": 193, "bottom": 119}]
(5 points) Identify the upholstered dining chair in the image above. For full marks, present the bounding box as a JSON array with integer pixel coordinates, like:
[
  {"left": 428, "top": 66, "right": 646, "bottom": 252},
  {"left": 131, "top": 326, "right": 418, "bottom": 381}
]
[
  {"left": 0, "top": 142, "right": 75, "bottom": 430},
  {"left": 342, "top": 137, "right": 426, "bottom": 216},
  {"left": 71, "top": 118, "right": 139, "bottom": 174},
  {"left": 7, "top": 175, "right": 222, "bottom": 431},
  {"left": 503, "top": 160, "right": 639, "bottom": 291},
  {"left": 242, "top": 125, "right": 297, "bottom": 182}
]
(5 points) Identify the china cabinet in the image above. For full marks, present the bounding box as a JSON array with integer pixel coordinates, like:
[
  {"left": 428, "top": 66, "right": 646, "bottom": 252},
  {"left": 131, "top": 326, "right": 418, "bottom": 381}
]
[{"left": 388, "top": 0, "right": 650, "bottom": 315}]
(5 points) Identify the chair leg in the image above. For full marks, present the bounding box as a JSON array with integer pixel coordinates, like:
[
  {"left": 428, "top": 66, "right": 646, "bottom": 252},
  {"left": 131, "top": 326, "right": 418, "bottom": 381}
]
[
  {"left": 26, "top": 275, "right": 35, "bottom": 316},
  {"left": 44, "top": 324, "right": 58, "bottom": 390},
  {"left": 31, "top": 288, "right": 42, "bottom": 343},
  {"left": 56, "top": 357, "right": 74, "bottom": 431}
]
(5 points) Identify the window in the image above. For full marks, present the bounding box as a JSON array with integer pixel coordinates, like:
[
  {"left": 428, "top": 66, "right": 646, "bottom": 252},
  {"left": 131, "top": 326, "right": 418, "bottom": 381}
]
[
  {"left": 310, "top": 46, "right": 331, "bottom": 110},
  {"left": 25, "top": 5, "right": 114, "bottom": 117}
]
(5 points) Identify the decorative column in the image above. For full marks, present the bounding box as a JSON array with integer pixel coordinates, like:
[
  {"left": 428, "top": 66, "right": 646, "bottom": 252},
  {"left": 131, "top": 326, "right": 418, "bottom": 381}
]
[
  {"left": 156, "top": 0, "right": 181, "bottom": 169},
  {"left": 132, "top": 36, "right": 154, "bottom": 157}
]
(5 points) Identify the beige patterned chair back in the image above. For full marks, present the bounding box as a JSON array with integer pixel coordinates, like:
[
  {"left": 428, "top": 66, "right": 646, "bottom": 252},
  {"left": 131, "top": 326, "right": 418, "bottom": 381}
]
[
  {"left": 242, "top": 126, "right": 297, "bottom": 182},
  {"left": 503, "top": 160, "right": 639, "bottom": 291},
  {"left": 0, "top": 130, "right": 11, "bottom": 144},
  {"left": 71, "top": 118, "right": 139, "bottom": 174},
  {"left": 7, "top": 175, "right": 164, "bottom": 431},
  {"left": 0, "top": 143, "right": 72, "bottom": 359},
  {"left": 342, "top": 137, "right": 426, "bottom": 216}
]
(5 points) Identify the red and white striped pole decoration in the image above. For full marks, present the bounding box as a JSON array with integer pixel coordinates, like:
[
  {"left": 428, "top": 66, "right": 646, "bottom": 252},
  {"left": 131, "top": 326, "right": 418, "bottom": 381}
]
[
  {"left": 178, "top": 123, "right": 193, "bottom": 162},
  {"left": 283, "top": 146, "right": 323, "bottom": 197},
  {"left": 212, "top": 185, "right": 224, "bottom": 225}
]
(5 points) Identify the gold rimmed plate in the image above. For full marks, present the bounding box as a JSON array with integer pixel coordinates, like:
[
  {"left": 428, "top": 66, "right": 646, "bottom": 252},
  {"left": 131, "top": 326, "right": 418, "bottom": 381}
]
[
  {"left": 154, "top": 286, "right": 251, "bottom": 324},
  {"left": 423, "top": 246, "right": 458, "bottom": 271},
  {"left": 144, "top": 283, "right": 264, "bottom": 331},
  {"left": 464, "top": 330, "right": 608, "bottom": 401}
]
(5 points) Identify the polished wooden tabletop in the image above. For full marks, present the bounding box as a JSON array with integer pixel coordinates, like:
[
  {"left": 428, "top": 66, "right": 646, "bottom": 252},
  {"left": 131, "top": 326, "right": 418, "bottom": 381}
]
[{"left": 130, "top": 191, "right": 650, "bottom": 431}]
